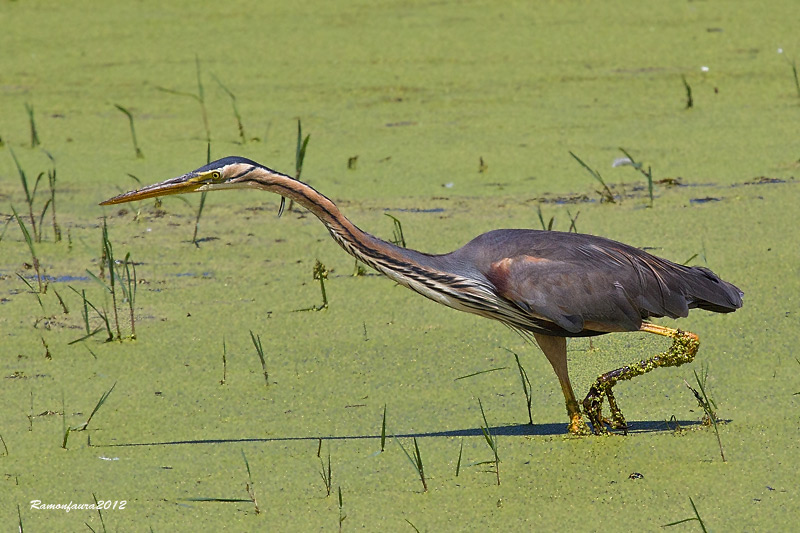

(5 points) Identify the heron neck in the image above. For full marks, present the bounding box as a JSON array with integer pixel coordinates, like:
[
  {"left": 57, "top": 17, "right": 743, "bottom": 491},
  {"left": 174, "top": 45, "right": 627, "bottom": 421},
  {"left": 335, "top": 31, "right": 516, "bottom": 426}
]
[
  {"left": 254, "top": 171, "right": 506, "bottom": 317},
  {"left": 258, "top": 173, "right": 423, "bottom": 271}
]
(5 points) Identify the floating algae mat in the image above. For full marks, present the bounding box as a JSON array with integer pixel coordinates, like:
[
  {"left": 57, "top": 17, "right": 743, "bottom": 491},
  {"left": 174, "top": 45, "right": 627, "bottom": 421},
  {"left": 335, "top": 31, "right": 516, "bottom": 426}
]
[{"left": 1, "top": 1, "right": 798, "bottom": 530}]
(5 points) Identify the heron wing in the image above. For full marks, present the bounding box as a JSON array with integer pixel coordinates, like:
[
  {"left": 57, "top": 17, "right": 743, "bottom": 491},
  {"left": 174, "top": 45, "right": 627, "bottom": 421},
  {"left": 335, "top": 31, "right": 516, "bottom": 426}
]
[
  {"left": 450, "top": 229, "right": 742, "bottom": 336},
  {"left": 486, "top": 253, "right": 649, "bottom": 334}
]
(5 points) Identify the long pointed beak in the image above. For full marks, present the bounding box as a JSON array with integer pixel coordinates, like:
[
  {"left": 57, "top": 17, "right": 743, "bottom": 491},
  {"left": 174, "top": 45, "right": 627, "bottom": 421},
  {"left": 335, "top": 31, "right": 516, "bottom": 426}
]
[{"left": 100, "top": 174, "right": 203, "bottom": 205}]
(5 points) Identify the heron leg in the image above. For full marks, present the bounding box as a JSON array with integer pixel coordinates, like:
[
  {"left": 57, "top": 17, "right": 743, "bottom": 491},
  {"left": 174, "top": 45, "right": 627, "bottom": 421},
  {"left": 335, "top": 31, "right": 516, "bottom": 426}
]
[
  {"left": 533, "top": 333, "right": 590, "bottom": 436},
  {"left": 604, "top": 388, "right": 626, "bottom": 430},
  {"left": 582, "top": 324, "right": 700, "bottom": 435}
]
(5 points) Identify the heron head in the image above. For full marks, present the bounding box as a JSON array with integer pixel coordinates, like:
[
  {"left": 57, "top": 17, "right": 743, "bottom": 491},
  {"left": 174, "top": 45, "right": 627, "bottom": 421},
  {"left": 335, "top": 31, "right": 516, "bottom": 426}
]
[{"left": 100, "top": 156, "right": 263, "bottom": 205}]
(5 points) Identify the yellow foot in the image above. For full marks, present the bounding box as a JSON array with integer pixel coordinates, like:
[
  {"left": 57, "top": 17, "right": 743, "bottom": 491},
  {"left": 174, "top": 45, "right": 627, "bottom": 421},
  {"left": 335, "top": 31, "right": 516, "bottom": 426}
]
[{"left": 567, "top": 414, "right": 591, "bottom": 436}]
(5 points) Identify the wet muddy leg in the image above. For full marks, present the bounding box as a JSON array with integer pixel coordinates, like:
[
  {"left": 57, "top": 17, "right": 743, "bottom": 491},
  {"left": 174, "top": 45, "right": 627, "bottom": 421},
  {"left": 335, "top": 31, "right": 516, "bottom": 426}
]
[{"left": 582, "top": 325, "right": 700, "bottom": 435}]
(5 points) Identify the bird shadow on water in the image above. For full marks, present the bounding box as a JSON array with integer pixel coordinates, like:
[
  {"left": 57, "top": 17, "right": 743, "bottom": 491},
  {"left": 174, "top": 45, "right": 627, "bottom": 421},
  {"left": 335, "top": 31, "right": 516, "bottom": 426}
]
[{"left": 96, "top": 419, "right": 719, "bottom": 448}]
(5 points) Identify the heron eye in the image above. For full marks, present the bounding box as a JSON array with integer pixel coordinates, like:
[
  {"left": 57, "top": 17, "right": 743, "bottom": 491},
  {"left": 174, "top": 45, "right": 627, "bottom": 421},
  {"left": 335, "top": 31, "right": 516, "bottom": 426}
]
[{"left": 211, "top": 171, "right": 221, "bottom": 180}]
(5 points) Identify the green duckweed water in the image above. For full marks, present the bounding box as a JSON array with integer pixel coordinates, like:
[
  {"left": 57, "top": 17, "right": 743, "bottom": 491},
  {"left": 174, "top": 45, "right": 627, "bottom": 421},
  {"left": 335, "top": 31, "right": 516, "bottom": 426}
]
[{"left": 1, "top": 1, "right": 799, "bottom": 530}]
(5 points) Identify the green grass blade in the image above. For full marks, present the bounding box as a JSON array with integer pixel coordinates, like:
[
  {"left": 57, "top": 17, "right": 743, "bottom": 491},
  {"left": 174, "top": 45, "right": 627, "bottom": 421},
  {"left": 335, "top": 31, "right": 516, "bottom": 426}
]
[
  {"left": 682, "top": 74, "right": 694, "bottom": 108},
  {"left": 393, "top": 436, "right": 425, "bottom": 488},
  {"left": 295, "top": 119, "right": 311, "bottom": 179},
  {"left": 478, "top": 398, "right": 500, "bottom": 485},
  {"left": 91, "top": 493, "right": 107, "bottom": 533},
  {"left": 249, "top": 330, "right": 269, "bottom": 385},
  {"left": 10, "top": 148, "right": 32, "bottom": 205},
  {"left": 792, "top": 58, "right": 800, "bottom": 97},
  {"left": 509, "top": 350, "right": 533, "bottom": 424},
  {"left": 195, "top": 55, "right": 210, "bottom": 143},
  {"left": 114, "top": 104, "right": 144, "bottom": 158},
  {"left": 11, "top": 205, "right": 43, "bottom": 292},
  {"left": 212, "top": 73, "right": 246, "bottom": 144},
  {"left": 16, "top": 274, "right": 43, "bottom": 310},
  {"left": 86, "top": 270, "right": 112, "bottom": 293},
  {"left": 380, "top": 404, "right": 387, "bottom": 452},
  {"left": 61, "top": 392, "right": 69, "bottom": 449},
  {"left": 455, "top": 440, "right": 463, "bottom": 476},
  {"left": 77, "top": 382, "right": 117, "bottom": 431},
  {"left": 384, "top": 213, "right": 407, "bottom": 248},
  {"left": 25, "top": 102, "right": 40, "bottom": 147},
  {"left": 241, "top": 449, "right": 253, "bottom": 483},
  {"left": 454, "top": 366, "right": 508, "bottom": 380},
  {"left": 568, "top": 151, "right": 615, "bottom": 203},
  {"left": 68, "top": 285, "right": 113, "bottom": 341}
]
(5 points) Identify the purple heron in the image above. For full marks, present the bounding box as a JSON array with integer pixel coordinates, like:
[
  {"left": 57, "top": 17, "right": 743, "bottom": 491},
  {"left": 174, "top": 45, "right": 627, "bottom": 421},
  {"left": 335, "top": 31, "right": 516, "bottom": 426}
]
[{"left": 101, "top": 157, "right": 743, "bottom": 435}]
